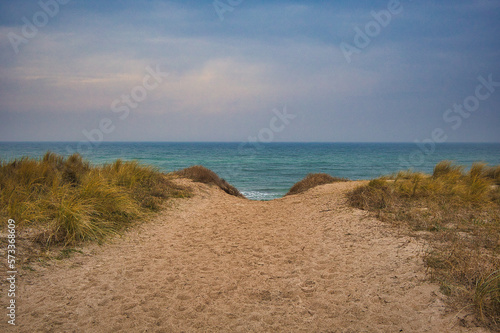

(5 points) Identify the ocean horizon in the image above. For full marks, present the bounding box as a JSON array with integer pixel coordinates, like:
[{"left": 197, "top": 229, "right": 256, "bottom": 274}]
[{"left": 1, "top": 141, "right": 499, "bottom": 200}]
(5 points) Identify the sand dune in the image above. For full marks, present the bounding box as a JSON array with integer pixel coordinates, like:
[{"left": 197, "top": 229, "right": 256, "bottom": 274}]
[{"left": 2, "top": 179, "right": 488, "bottom": 332}]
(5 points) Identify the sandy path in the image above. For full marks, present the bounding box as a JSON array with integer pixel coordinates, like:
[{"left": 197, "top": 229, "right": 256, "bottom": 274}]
[{"left": 1, "top": 180, "right": 487, "bottom": 332}]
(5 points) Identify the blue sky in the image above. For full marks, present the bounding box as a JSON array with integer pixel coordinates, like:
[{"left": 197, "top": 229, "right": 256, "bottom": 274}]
[{"left": 0, "top": 0, "right": 499, "bottom": 142}]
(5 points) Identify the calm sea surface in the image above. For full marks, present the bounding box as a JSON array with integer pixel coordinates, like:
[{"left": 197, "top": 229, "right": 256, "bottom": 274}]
[{"left": 1, "top": 142, "right": 499, "bottom": 200}]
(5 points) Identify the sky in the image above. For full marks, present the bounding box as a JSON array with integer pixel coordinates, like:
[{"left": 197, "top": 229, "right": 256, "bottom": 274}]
[{"left": 0, "top": 0, "right": 499, "bottom": 143}]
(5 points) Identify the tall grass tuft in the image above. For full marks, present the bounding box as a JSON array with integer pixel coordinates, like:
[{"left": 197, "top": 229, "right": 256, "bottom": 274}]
[
  {"left": 475, "top": 270, "right": 500, "bottom": 321},
  {"left": 432, "top": 160, "right": 464, "bottom": 179},
  {"left": 286, "top": 173, "right": 348, "bottom": 196},
  {"left": 0, "top": 152, "right": 190, "bottom": 246},
  {"left": 347, "top": 161, "right": 500, "bottom": 328},
  {"left": 349, "top": 178, "right": 394, "bottom": 210}
]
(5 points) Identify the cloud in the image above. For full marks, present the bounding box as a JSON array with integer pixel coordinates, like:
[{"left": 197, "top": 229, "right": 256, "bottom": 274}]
[{"left": 0, "top": 0, "right": 499, "bottom": 142}]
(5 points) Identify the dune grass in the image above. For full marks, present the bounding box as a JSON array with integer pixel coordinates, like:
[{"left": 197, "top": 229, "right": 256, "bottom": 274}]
[
  {"left": 348, "top": 161, "right": 500, "bottom": 328},
  {"left": 286, "top": 173, "right": 348, "bottom": 196},
  {"left": 0, "top": 152, "right": 190, "bottom": 246},
  {"left": 174, "top": 165, "right": 245, "bottom": 198}
]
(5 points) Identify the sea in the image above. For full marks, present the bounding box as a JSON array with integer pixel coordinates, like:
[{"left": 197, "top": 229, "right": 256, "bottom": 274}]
[{"left": 1, "top": 142, "right": 499, "bottom": 200}]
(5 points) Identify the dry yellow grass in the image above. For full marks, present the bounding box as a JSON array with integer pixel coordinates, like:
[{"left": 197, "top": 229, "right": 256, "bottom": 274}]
[
  {"left": 0, "top": 152, "right": 190, "bottom": 246},
  {"left": 348, "top": 161, "right": 500, "bottom": 329}
]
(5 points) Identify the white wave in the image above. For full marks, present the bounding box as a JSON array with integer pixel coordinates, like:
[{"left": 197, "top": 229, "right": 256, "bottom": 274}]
[{"left": 240, "top": 191, "right": 280, "bottom": 201}]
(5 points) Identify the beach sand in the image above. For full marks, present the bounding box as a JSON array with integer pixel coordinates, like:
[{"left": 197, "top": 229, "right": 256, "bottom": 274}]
[{"left": 2, "top": 179, "right": 488, "bottom": 332}]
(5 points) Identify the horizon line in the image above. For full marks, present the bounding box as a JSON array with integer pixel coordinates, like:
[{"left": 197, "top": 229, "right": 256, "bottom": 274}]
[{"left": 1, "top": 141, "right": 500, "bottom": 144}]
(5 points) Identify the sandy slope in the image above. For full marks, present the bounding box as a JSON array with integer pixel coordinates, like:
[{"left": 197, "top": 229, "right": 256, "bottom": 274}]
[{"left": 2, "top": 180, "right": 488, "bottom": 332}]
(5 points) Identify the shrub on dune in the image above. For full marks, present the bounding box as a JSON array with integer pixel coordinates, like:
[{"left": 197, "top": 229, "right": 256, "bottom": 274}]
[
  {"left": 286, "top": 173, "right": 348, "bottom": 196},
  {"left": 174, "top": 165, "right": 245, "bottom": 198}
]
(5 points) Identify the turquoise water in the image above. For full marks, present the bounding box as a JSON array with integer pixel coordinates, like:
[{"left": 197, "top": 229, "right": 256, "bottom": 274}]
[{"left": 1, "top": 142, "right": 499, "bottom": 200}]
